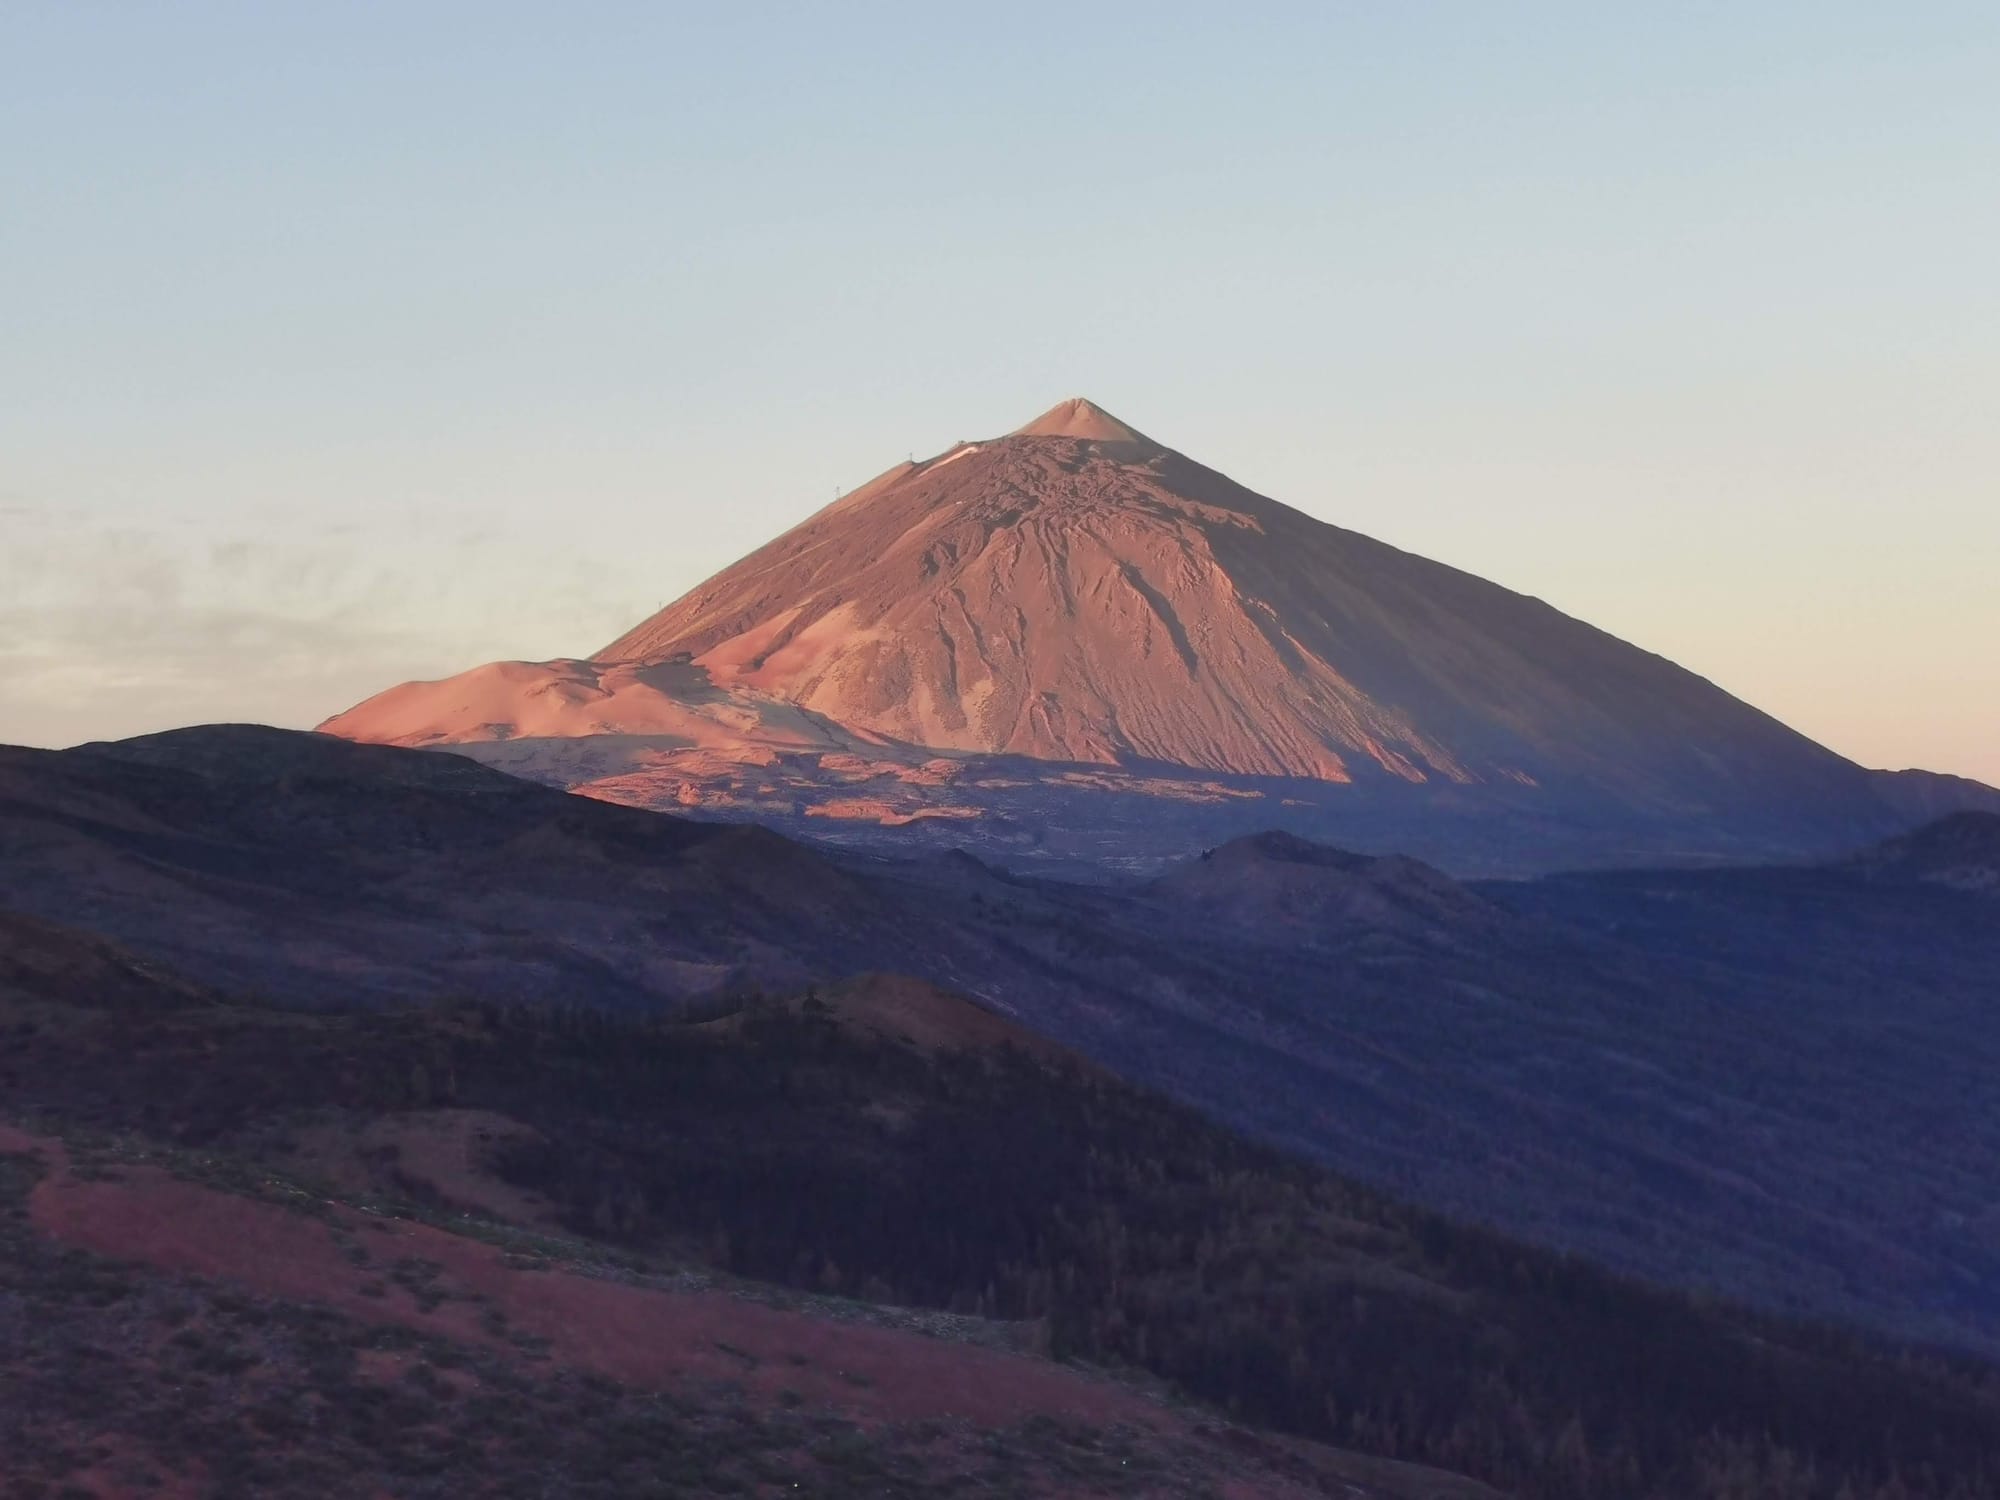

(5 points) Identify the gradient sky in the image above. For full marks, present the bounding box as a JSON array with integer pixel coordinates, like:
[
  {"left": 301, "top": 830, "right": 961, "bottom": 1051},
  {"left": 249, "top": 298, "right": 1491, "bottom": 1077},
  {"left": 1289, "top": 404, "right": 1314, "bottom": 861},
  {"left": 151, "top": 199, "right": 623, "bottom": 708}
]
[{"left": 4, "top": 3, "right": 1996, "bottom": 782}]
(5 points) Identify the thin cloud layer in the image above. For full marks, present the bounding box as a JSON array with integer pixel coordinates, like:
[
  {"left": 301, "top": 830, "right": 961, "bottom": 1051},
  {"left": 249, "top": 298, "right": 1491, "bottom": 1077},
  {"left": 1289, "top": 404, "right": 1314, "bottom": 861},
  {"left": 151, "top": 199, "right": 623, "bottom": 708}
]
[{"left": 0, "top": 508, "right": 647, "bottom": 748}]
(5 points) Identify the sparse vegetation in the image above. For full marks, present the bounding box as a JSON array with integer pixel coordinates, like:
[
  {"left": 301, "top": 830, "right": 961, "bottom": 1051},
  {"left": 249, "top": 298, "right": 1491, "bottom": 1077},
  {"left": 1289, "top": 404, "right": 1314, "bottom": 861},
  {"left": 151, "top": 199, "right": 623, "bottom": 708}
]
[
  {"left": 0, "top": 1151, "right": 1278, "bottom": 1498},
  {"left": 8, "top": 988, "right": 2000, "bottom": 1497}
]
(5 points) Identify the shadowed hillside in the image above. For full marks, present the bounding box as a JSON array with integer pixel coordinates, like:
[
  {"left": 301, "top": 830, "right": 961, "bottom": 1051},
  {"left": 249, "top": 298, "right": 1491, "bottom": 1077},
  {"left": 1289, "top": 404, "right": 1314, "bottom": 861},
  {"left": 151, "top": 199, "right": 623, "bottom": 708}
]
[
  {"left": 6, "top": 947, "right": 2000, "bottom": 1499},
  {"left": 6, "top": 727, "right": 2000, "bottom": 1367}
]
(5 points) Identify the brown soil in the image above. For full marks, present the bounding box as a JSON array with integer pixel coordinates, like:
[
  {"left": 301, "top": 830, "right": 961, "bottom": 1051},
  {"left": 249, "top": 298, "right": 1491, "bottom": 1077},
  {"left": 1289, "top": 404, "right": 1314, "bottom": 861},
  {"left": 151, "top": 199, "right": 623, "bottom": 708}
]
[
  {"left": 11, "top": 1124, "right": 1159, "bottom": 1430},
  {"left": 1, "top": 1122, "right": 1495, "bottom": 1498}
]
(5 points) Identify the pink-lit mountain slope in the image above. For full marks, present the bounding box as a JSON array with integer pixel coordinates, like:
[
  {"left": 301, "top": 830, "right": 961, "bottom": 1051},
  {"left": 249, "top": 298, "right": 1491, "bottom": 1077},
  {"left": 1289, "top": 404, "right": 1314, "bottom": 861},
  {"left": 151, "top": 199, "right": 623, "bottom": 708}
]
[{"left": 322, "top": 398, "right": 1996, "bottom": 872}]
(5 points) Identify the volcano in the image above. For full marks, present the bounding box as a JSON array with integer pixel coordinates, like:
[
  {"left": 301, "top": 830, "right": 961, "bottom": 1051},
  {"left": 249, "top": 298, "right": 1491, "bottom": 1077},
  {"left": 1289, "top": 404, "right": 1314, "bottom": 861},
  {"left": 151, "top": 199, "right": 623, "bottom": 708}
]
[{"left": 321, "top": 398, "right": 1995, "bottom": 872}]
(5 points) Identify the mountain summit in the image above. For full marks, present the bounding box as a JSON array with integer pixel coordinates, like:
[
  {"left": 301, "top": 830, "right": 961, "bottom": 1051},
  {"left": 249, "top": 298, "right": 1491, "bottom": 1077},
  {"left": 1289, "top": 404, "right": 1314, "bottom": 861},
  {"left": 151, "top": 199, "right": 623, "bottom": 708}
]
[
  {"left": 1009, "top": 396, "right": 1158, "bottom": 447},
  {"left": 585, "top": 399, "right": 1840, "bottom": 793},
  {"left": 322, "top": 398, "right": 1995, "bottom": 871}
]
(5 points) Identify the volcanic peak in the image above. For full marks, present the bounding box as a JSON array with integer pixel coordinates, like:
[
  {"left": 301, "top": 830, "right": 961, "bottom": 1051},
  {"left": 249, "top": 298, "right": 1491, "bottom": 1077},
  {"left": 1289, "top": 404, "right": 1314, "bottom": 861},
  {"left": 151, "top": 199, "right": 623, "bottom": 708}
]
[
  {"left": 320, "top": 391, "right": 2000, "bottom": 861},
  {"left": 1010, "top": 397, "right": 1156, "bottom": 449}
]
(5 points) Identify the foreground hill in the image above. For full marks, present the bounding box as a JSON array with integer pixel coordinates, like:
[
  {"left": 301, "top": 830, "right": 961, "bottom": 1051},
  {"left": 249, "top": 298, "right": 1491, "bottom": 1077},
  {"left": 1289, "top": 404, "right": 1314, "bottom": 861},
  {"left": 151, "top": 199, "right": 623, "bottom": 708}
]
[
  {"left": 1, "top": 1115, "right": 1480, "bottom": 1497},
  {"left": 321, "top": 397, "right": 1996, "bottom": 873},
  {"left": 7, "top": 726, "right": 2000, "bottom": 1369},
  {"left": 6, "top": 948, "right": 2000, "bottom": 1498}
]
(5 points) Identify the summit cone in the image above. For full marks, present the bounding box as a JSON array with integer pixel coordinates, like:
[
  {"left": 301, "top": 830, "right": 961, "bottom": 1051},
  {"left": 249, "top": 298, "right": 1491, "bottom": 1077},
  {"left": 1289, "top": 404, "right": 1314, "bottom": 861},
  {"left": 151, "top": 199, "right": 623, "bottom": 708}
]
[{"left": 320, "top": 398, "right": 1997, "bottom": 872}]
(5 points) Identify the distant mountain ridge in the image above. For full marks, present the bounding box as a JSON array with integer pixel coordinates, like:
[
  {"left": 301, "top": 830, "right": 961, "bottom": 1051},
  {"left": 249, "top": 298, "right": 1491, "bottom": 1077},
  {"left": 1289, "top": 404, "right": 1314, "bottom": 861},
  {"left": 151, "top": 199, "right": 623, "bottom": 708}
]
[
  {"left": 1845, "top": 810, "right": 2000, "bottom": 894},
  {"left": 321, "top": 398, "right": 1996, "bottom": 872}
]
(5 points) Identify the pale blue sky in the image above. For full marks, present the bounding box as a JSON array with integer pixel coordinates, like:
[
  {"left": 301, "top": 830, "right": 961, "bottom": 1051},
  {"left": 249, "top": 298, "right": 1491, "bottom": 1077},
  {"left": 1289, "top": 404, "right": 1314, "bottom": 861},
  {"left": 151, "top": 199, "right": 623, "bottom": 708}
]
[{"left": 4, "top": 3, "right": 1996, "bottom": 781}]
